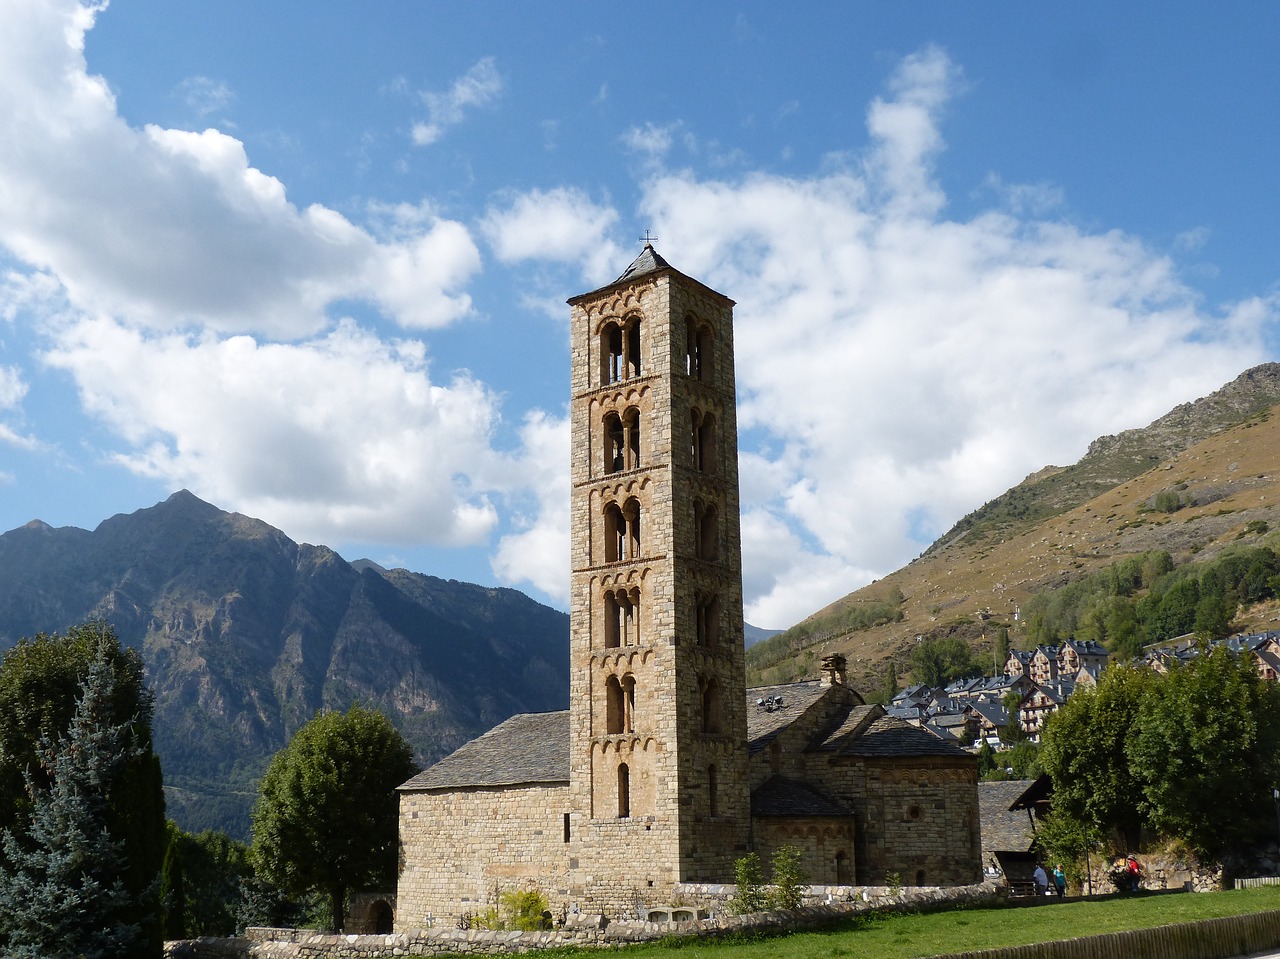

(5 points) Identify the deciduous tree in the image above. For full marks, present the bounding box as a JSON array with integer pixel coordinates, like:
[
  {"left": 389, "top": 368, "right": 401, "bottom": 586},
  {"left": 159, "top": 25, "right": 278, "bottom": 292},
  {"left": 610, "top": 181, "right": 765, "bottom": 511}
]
[
  {"left": 1128, "top": 645, "right": 1280, "bottom": 863},
  {"left": 1039, "top": 664, "right": 1152, "bottom": 850},
  {"left": 250, "top": 705, "right": 416, "bottom": 932},
  {"left": 909, "top": 637, "right": 979, "bottom": 687}
]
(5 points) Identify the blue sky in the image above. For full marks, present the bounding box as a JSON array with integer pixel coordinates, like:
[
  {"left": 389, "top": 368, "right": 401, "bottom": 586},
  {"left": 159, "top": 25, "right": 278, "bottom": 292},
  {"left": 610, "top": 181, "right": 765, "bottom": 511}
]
[{"left": 1, "top": 1, "right": 1278, "bottom": 628}]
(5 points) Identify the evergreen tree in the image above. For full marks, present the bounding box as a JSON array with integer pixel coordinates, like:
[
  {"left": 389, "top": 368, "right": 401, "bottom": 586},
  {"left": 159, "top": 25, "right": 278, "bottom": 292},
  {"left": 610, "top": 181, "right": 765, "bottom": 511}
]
[
  {"left": 0, "top": 624, "right": 166, "bottom": 955},
  {"left": 0, "top": 640, "right": 158, "bottom": 958},
  {"left": 160, "top": 824, "right": 188, "bottom": 941}
]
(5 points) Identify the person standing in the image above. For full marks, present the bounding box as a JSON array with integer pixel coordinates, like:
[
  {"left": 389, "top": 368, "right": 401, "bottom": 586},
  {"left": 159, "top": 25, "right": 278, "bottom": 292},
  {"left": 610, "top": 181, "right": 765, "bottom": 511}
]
[
  {"left": 1053, "top": 865, "right": 1067, "bottom": 898},
  {"left": 1033, "top": 863, "right": 1049, "bottom": 897}
]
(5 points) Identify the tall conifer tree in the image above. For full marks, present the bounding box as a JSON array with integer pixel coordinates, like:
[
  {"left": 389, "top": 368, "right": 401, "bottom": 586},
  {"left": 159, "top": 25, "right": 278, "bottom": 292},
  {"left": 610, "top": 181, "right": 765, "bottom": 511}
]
[{"left": 0, "top": 641, "right": 158, "bottom": 958}]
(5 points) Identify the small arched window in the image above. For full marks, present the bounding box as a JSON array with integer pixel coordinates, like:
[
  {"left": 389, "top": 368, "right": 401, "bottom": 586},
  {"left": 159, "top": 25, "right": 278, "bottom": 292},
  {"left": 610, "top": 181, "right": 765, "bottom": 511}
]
[
  {"left": 605, "top": 588, "right": 641, "bottom": 647},
  {"left": 685, "top": 318, "right": 714, "bottom": 382},
  {"left": 604, "top": 503, "right": 624, "bottom": 563},
  {"left": 624, "top": 498, "right": 641, "bottom": 560},
  {"left": 618, "top": 763, "right": 631, "bottom": 818},
  {"left": 603, "top": 413, "right": 625, "bottom": 473},
  {"left": 627, "top": 587, "right": 642, "bottom": 646},
  {"left": 769, "top": 740, "right": 782, "bottom": 773},
  {"left": 623, "top": 407, "right": 641, "bottom": 469},
  {"left": 626, "top": 318, "right": 642, "bottom": 378},
  {"left": 605, "top": 675, "right": 625, "bottom": 734},
  {"left": 836, "top": 851, "right": 851, "bottom": 885},
  {"left": 622, "top": 674, "right": 636, "bottom": 733},
  {"left": 701, "top": 677, "right": 722, "bottom": 734},
  {"left": 601, "top": 317, "right": 643, "bottom": 385},
  {"left": 602, "top": 323, "right": 624, "bottom": 385},
  {"left": 603, "top": 408, "right": 642, "bottom": 473},
  {"left": 696, "top": 501, "right": 719, "bottom": 561},
  {"left": 696, "top": 594, "right": 721, "bottom": 649},
  {"left": 691, "top": 411, "right": 717, "bottom": 472},
  {"left": 604, "top": 592, "right": 621, "bottom": 649}
]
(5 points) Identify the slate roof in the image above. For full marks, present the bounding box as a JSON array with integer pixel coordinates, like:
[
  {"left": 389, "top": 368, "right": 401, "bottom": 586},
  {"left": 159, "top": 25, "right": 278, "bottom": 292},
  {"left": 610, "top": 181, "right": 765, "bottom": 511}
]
[
  {"left": 613, "top": 243, "right": 671, "bottom": 284},
  {"left": 836, "top": 715, "right": 973, "bottom": 759},
  {"left": 978, "top": 779, "right": 1038, "bottom": 859},
  {"left": 814, "top": 703, "right": 883, "bottom": 750},
  {"left": 745, "top": 681, "right": 833, "bottom": 752},
  {"left": 751, "top": 776, "right": 852, "bottom": 818},
  {"left": 398, "top": 710, "right": 569, "bottom": 791}
]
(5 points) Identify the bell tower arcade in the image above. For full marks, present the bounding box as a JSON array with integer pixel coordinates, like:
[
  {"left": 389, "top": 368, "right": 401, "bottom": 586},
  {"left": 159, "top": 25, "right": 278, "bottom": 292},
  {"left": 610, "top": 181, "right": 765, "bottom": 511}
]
[{"left": 566, "top": 244, "right": 750, "bottom": 908}]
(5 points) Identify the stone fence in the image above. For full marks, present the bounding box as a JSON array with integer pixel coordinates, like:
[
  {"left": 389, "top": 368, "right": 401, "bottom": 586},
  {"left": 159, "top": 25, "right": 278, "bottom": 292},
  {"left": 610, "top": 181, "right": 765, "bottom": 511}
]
[
  {"left": 165, "top": 881, "right": 1000, "bottom": 958},
  {"left": 164, "top": 885, "right": 1280, "bottom": 959}
]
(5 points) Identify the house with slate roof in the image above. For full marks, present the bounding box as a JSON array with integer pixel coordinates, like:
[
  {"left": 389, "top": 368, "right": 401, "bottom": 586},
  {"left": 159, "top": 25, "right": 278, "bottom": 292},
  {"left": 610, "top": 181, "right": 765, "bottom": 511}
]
[{"left": 394, "top": 246, "right": 981, "bottom": 928}]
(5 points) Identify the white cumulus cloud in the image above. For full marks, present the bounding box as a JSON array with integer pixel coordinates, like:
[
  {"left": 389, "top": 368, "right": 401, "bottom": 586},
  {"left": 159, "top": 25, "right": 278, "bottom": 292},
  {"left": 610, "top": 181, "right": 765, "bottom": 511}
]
[
  {"left": 0, "top": 0, "right": 480, "bottom": 338},
  {"left": 43, "top": 317, "right": 502, "bottom": 547}
]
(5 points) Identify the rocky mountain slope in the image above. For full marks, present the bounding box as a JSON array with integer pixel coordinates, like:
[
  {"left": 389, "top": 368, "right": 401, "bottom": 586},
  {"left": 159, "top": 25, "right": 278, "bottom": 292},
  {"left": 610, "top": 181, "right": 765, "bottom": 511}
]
[
  {"left": 0, "top": 491, "right": 569, "bottom": 837},
  {"left": 749, "top": 363, "right": 1280, "bottom": 693}
]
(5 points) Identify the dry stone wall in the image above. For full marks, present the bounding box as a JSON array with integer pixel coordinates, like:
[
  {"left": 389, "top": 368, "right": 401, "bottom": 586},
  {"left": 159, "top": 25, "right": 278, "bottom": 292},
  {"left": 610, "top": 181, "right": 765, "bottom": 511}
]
[{"left": 167, "top": 890, "right": 1280, "bottom": 959}]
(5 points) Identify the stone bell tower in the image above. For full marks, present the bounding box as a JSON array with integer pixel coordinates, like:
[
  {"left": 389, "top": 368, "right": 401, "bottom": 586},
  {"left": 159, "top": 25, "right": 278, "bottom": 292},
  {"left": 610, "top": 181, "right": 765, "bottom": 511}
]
[{"left": 565, "top": 244, "right": 750, "bottom": 910}]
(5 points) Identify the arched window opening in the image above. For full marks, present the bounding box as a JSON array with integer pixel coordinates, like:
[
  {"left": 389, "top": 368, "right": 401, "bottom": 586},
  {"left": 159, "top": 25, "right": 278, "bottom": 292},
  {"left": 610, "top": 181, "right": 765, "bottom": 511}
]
[
  {"left": 701, "top": 677, "right": 722, "bottom": 734},
  {"left": 602, "top": 323, "right": 624, "bottom": 385},
  {"left": 605, "top": 500, "right": 641, "bottom": 562},
  {"left": 697, "top": 325, "right": 714, "bottom": 382},
  {"left": 685, "top": 320, "right": 702, "bottom": 379},
  {"left": 685, "top": 320, "right": 715, "bottom": 381},
  {"left": 692, "top": 412, "right": 717, "bottom": 472},
  {"left": 624, "top": 498, "right": 641, "bottom": 560},
  {"left": 604, "top": 592, "right": 621, "bottom": 648},
  {"left": 836, "top": 852, "right": 851, "bottom": 885},
  {"left": 708, "top": 764, "right": 718, "bottom": 817},
  {"left": 695, "top": 594, "right": 721, "bottom": 649},
  {"left": 604, "top": 413, "right": 625, "bottom": 473},
  {"left": 697, "top": 503, "right": 719, "bottom": 561},
  {"left": 625, "top": 318, "right": 642, "bottom": 378},
  {"left": 618, "top": 763, "right": 631, "bottom": 818},
  {"left": 604, "top": 503, "right": 624, "bottom": 563},
  {"left": 915, "top": 869, "right": 927, "bottom": 886},
  {"left": 769, "top": 740, "right": 782, "bottom": 773},
  {"left": 624, "top": 407, "right": 641, "bottom": 470},
  {"left": 606, "top": 675, "right": 625, "bottom": 734},
  {"left": 627, "top": 588, "right": 642, "bottom": 646},
  {"left": 622, "top": 674, "right": 636, "bottom": 733}
]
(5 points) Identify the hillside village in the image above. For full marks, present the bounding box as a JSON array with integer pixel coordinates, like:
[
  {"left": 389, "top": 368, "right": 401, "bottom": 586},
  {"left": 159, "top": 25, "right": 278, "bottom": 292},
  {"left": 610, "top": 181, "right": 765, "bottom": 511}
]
[{"left": 888, "top": 631, "right": 1280, "bottom": 749}]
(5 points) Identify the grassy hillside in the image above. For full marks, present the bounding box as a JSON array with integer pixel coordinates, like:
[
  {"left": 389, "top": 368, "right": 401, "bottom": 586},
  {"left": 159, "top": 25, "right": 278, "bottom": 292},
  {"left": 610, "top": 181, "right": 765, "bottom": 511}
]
[{"left": 749, "top": 370, "right": 1280, "bottom": 695}]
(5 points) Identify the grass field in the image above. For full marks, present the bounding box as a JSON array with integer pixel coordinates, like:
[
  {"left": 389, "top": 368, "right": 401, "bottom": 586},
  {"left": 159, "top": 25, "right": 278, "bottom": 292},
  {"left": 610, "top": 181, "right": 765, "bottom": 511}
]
[{"left": 514, "top": 886, "right": 1280, "bottom": 959}]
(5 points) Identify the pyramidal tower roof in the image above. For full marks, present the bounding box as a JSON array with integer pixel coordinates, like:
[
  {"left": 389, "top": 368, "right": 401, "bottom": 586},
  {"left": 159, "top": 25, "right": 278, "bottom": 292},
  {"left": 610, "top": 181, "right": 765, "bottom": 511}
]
[
  {"left": 613, "top": 242, "right": 671, "bottom": 283},
  {"left": 568, "top": 241, "right": 733, "bottom": 307}
]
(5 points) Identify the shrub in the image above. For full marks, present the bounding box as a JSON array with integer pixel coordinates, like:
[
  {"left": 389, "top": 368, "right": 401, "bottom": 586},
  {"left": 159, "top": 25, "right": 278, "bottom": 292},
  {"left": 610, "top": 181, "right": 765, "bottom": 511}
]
[
  {"left": 728, "top": 853, "right": 766, "bottom": 915},
  {"left": 500, "top": 887, "right": 551, "bottom": 931},
  {"left": 767, "top": 846, "right": 808, "bottom": 910}
]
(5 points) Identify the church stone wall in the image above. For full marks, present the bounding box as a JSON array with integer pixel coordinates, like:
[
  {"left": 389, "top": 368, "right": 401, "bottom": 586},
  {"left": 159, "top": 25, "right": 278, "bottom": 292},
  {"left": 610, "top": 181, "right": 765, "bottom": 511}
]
[
  {"left": 752, "top": 817, "right": 856, "bottom": 886},
  {"left": 860, "top": 759, "right": 982, "bottom": 887},
  {"left": 397, "top": 784, "right": 572, "bottom": 925}
]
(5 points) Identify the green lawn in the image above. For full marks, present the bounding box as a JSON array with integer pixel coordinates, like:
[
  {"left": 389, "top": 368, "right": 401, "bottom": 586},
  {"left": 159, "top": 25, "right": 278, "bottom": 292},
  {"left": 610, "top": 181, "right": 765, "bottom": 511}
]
[{"left": 519, "top": 886, "right": 1280, "bottom": 959}]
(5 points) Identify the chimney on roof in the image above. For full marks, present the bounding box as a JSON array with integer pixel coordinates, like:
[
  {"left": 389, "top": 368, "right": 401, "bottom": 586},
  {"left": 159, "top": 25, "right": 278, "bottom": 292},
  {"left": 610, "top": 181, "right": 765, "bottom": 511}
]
[{"left": 821, "top": 653, "right": 847, "bottom": 687}]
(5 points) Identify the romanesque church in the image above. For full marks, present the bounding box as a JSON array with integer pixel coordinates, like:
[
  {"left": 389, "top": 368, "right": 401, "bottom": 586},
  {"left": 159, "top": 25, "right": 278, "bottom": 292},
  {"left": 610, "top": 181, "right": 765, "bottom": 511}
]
[{"left": 395, "top": 245, "right": 981, "bottom": 925}]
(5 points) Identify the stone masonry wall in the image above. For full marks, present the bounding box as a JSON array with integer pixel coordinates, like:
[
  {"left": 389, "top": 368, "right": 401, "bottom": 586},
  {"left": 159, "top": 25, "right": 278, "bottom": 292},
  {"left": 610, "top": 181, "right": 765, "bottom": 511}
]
[{"left": 396, "top": 782, "right": 571, "bottom": 928}]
